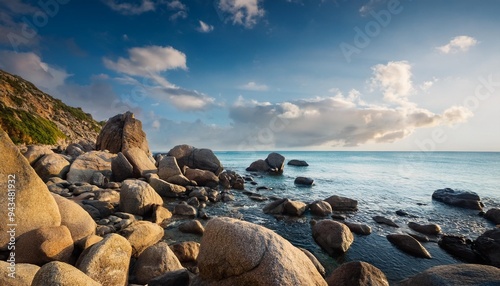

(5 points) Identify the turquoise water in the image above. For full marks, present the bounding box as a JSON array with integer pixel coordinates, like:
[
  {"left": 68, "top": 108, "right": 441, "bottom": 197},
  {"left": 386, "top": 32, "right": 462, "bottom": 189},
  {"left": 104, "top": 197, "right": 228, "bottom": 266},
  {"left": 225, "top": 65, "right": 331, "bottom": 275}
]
[{"left": 207, "top": 151, "right": 500, "bottom": 283}]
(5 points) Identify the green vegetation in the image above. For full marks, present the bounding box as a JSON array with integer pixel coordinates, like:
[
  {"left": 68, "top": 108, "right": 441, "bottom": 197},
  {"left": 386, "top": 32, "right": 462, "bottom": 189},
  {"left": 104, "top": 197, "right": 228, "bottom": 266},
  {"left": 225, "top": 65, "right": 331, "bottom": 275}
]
[
  {"left": 52, "top": 98, "right": 102, "bottom": 132},
  {"left": 0, "top": 104, "right": 66, "bottom": 144}
]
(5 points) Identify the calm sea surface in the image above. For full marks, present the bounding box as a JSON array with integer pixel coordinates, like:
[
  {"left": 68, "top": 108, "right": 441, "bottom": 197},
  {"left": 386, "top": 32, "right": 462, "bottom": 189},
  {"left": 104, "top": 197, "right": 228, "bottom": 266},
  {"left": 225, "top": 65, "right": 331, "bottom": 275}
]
[{"left": 178, "top": 151, "right": 500, "bottom": 283}]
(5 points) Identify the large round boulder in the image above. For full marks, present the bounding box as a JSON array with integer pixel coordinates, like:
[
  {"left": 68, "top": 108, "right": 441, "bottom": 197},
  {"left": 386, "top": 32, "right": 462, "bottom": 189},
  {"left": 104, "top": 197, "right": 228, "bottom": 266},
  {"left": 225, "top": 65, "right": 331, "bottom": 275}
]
[
  {"left": 312, "top": 220, "right": 354, "bottom": 256},
  {"left": 386, "top": 234, "right": 431, "bottom": 259},
  {"left": 399, "top": 264, "right": 500, "bottom": 286},
  {"left": 66, "top": 151, "right": 116, "bottom": 184},
  {"left": 133, "top": 242, "right": 184, "bottom": 285},
  {"left": 120, "top": 220, "right": 164, "bottom": 258},
  {"left": 123, "top": 147, "right": 157, "bottom": 178},
  {"left": 310, "top": 200, "right": 333, "bottom": 216},
  {"left": 167, "top": 145, "right": 223, "bottom": 175},
  {"left": 474, "top": 228, "right": 500, "bottom": 267},
  {"left": 185, "top": 168, "right": 219, "bottom": 188},
  {"left": 33, "top": 153, "right": 71, "bottom": 182},
  {"left": 246, "top": 159, "right": 271, "bottom": 172},
  {"left": 0, "top": 261, "right": 40, "bottom": 286},
  {"left": 52, "top": 193, "right": 96, "bottom": 243},
  {"left": 22, "top": 145, "right": 54, "bottom": 165},
  {"left": 326, "top": 261, "right": 389, "bottom": 286},
  {"left": 197, "top": 217, "right": 327, "bottom": 285},
  {"left": 32, "top": 261, "right": 100, "bottom": 286},
  {"left": 265, "top": 152, "right": 285, "bottom": 173},
  {"left": 325, "top": 195, "right": 358, "bottom": 212},
  {"left": 119, "top": 179, "right": 163, "bottom": 216},
  {"left": 432, "top": 188, "right": 484, "bottom": 210}
]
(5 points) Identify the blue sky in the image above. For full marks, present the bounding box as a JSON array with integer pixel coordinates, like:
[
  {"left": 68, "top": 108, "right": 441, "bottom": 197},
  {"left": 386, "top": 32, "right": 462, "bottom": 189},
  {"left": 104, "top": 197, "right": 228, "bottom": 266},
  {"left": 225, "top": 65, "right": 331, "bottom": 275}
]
[{"left": 1, "top": 0, "right": 499, "bottom": 151}]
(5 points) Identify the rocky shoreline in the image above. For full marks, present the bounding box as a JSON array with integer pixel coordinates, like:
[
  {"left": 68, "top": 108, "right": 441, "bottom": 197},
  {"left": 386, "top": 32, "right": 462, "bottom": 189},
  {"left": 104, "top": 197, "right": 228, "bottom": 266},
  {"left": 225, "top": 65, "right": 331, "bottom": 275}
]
[{"left": 1, "top": 112, "right": 499, "bottom": 286}]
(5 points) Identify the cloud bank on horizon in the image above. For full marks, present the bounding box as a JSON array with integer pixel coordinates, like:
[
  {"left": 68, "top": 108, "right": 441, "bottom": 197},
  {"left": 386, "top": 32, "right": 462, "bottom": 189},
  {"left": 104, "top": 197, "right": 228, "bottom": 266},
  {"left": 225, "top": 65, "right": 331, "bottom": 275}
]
[{"left": 0, "top": 0, "right": 499, "bottom": 151}]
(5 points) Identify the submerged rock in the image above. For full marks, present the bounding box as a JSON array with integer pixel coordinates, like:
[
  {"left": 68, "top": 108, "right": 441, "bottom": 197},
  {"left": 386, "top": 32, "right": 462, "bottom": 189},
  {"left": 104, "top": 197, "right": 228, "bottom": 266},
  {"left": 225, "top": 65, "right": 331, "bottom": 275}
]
[
  {"left": 438, "top": 235, "right": 482, "bottom": 263},
  {"left": 373, "top": 216, "right": 399, "bottom": 228},
  {"left": 432, "top": 188, "right": 484, "bottom": 210},
  {"left": 474, "top": 228, "right": 500, "bottom": 267},
  {"left": 325, "top": 195, "right": 358, "bottom": 211},
  {"left": 288, "top": 159, "right": 309, "bottom": 166},
  {"left": 399, "top": 264, "right": 500, "bottom": 286},
  {"left": 326, "top": 261, "right": 389, "bottom": 286},
  {"left": 408, "top": 222, "right": 441, "bottom": 235},
  {"left": 484, "top": 208, "right": 500, "bottom": 224},
  {"left": 344, "top": 222, "right": 372, "bottom": 235},
  {"left": 294, "top": 176, "right": 314, "bottom": 186},
  {"left": 386, "top": 234, "right": 431, "bottom": 259}
]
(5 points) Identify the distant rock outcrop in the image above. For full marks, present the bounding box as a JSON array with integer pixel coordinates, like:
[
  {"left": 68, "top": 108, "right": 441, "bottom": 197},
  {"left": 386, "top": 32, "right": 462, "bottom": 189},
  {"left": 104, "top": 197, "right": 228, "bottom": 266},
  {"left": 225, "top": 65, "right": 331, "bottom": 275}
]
[{"left": 96, "top": 112, "right": 150, "bottom": 154}]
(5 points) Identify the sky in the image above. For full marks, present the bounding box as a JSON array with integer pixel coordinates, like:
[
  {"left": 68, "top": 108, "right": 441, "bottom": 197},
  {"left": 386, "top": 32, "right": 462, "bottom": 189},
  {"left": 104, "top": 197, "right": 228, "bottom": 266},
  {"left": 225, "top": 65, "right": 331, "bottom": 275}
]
[{"left": 0, "top": 0, "right": 499, "bottom": 151}]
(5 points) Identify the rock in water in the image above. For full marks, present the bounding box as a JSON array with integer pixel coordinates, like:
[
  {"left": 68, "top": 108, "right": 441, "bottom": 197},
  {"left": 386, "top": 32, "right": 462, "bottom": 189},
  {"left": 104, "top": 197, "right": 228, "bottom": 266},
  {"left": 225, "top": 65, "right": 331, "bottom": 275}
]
[
  {"left": 438, "top": 235, "right": 482, "bottom": 263},
  {"left": 326, "top": 261, "right": 389, "bottom": 286},
  {"left": 294, "top": 176, "right": 314, "bottom": 186},
  {"left": 408, "top": 222, "right": 441, "bottom": 235},
  {"left": 432, "top": 188, "right": 484, "bottom": 210},
  {"left": 386, "top": 234, "right": 432, "bottom": 259},
  {"left": 474, "top": 228, "right": 500, "bottom": 267},
  {"left": 167, "top": 145, "right": 223, "bottom": 175},
  {"left": 246, "top": 159, "right": 271, "bottom": 172},
  {"left": 344, "top": 222, "right": 372, "bottom": 235},
  {"left": 284, "top": 200, "right": 308, "bottom": 216},
  {"left": 288, "top": 159, "right": 309, "bottom": 166},
  {"left": 134, "top": 242, "right": 184, "bottom": 285},
  {"left": 66, "top": 151, "right": 116, "bottom": 184},
  {"left": 325, "top": 195, "right": 358, "bottom": 211},
  {"left": 96, "top": 111, "right": 150, "bottom": 154},
  {"left": 32, "top": 261, "right": 101, "bottom": 286},
  {"left": 196, "top": 217, "right": 327, "bottom": 286},
  {"left": 0, "top": 129, "right": 61, "bottom": 250},
  {"left": 119, "top": 179, "right": 163, "bottom": 216},
  {"left": 265, "top": 152, "right": 285, "bottom": 173},
  {"left": 484, "top": 208, "right": 500, "bottom": 224},
  {"left": 399, "top": 264, "right": 500, "bottom": 286},
  {"left": 310, "top": 200, "right": 333, "bottom": 216},
  {"left": 373, "top": 216, "right": 399, "bottom": 227},
  {"left": 312, "top": 220, "right": 354, "bottom": 256}
]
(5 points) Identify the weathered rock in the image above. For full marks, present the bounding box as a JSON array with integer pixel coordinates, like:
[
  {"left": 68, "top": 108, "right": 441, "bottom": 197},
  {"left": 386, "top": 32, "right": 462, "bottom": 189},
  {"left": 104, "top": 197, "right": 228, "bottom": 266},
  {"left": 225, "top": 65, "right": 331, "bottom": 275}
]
[
  {"left": 134, "top": 242, "right": 184, "bottom": 285},
  {"left": 119, "top": 179, "right": 163, "bottom": 216},
  {"left": 149, "top": 177, "right": 186, "bottom": 197},
  {"left": 77, "top": 235, "right": 103, "bottom": 250},
  {"left": 120, "top": 221, "right": 164, "bottom": 258},
  {"left": 373, "top": 216, "right": 399, "bottom": 227},
  {"left": 484, "top": 208, "right": 500, "bottom": 224},
  {"left": 263, "top": 198, "right": 287, "bottom": 215},
  {"left": 166, "top": 173, "right": 194, "bottom": 186},
  {"left": 149, "top": 269, "right": 191, "bottom": 286},
  {"left": 284, "top": 200, "right": 307, "bottom": 216},
  {"left": 94, "top": 189, "right": 120, "bottom": 203},
  {"left": 96, "top": 111, "right": 150, "bottom": 154},
  {"left": 219, "top": 170, "right": 245, "bottom": 190},
  {"left": 123, "top": 147, "right": 157, "bottom": 178},
  {"left": 325, "top": 195, "right": 358, "bottom": 211},
  {"left": 197, "top": 217, "right": 327, "bottom": 286},
  {"left": 387, "top": 234, "right": 431, "bottom": 259},
  {"left": 16, "top": 226, "right": 74, "bottom": 265},
  {"left": 23, "top": 145, "right": 54, "bottom": 165},
  {"left": 312, "top": 220, "right": 354, "bottom": 256},
  {"left": 65, "top": 143, "right": 85, "bottom": 158},
  {"left": 158, "top": 155, "right": 183, "bottom": 180},
  {"left": 265, "top": 152, "right": 285, "bottom": 173},
  {"left": 408, "top": 222, "right": 441, "bottom": 235},
  {"left": 179, "top": 220, "right": 205, "bottom": 235},
  {"left": 76, "top": 233, "right": 131, "bottom": 286},
  {"left": 32, "top": 261, "right": 101, "bottom": 286},
  {"left": 0, "top": 261, "right": 40, "bottom": 286},
  {"left": 0, "top": 130, "right": 62, "bottom": 250},
  {"left": 310, "top": 200, "right": 333, "bottom": 216},
  {"left": 438, "top": 235, "right": 482, "bottom": 263},
  {"left": 294, "top": 176, "right": 314, "bottom": 186},
  {"left": 299, "top": 248, "right": 326, "bottom": 277},
  {"left": 399, "top": 264, "right": 500, "bottom": 286},
  {"left": 52, "top": 193, "right": 96, "bottom": 243},
  {"left": 246, "top": 159, "right": 271, "bottom": 172},
  {"left": 432, "top": 188, "right": 484, "bottom": 210},
  {"left": 66, "top": 151, "right": 115, "bottom": 184},
  {"left": 326, "top": 261, "right": 389, "bottom": 286},
  {"left": 174, "top": 203, "right": 197, "bottom": 217},
  {"left": 111, "top": 152, "right": 133, "bottom": 182},
  {"left": 82, "top": 200, "right": 115, "bottom": 218},
  {"left": 170, "top": 241, "right": 200, "bottom": 262},
  {"left": 152, "top": 204, "right": 173, "bottom": 224},
  {"left": 407, "top": 233, "right": 430, "bottom": 242},
  {"left": 167, "top": 145, "right": 223, "bottom": 175},
  {"left": 344, "top": 222, "right": 372, "bottom": 235},
  {"left": 474, "top": 228, "right": 500, "bottom": 267},
  {"left": 288, "top": 159, "right": 309, "bottom": 166},
  {"left": 33, "top": 153, "right": 71, "bottom": 182},
  {"left": 185, "top": 168, "right": 219, "bottom": 188},
  {"left": 90, "top": 171, "right": 108, "bottom": 187}
]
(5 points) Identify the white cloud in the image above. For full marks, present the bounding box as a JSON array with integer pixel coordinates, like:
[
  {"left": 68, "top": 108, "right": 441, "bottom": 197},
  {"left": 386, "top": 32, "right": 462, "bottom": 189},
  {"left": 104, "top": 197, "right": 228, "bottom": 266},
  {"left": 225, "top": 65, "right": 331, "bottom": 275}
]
[
  {"left": 218, "top": 0, "right": 265, "bottom": 28},
  {"left": 371, "top": 61, "right": 414, "bottom": 105},
  {"left": 167, "top": 0, "right": 188, "bottom": 21},
  {"left": 167, "top": 0, "right": 186, "bottom": 10},
  {"left": 197, "top": 20, "right": 214, "bottom": 33},
  {"left": 437, "top": 35, "right": 478, "bottom": 54},
  {"left": 239, "top": 81, "right": 269, "bottom": 91},
  {"left": 102, "top": 0, "right": 155, "bottom": 15}
]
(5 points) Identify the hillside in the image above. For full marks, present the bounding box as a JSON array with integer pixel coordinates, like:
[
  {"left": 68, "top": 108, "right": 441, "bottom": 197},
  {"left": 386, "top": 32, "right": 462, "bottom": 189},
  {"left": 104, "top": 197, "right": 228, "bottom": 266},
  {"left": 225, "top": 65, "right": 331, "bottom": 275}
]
[{"left": 0, "top": 69, "right": 102, "bottom": 145}]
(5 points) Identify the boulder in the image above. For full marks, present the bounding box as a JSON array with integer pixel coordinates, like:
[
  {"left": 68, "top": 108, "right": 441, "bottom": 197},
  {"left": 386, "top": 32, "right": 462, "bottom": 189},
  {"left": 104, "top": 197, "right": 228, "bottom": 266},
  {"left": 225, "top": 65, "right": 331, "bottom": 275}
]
[
  {"left": 344, "top": 222, "right": 372, "bottom": 235},
  {"left": 373, "top": 216, "right": 399, "bottom": 227},
  {"left": 432, "top": 188, "right": 484, "bottom": 210},
  {"left": 123, "top": 147, "right": 157, "bottom": 178},
  {"left": 33, "top": 153, "right": 71, "bottom": 182},
  {"left": 158, "top": 155, "right": 183, "bottom": 180},
  {"left": 96, "top": 111, "right": 149, "bottom": 154},
  {"left": 65, "top": 143, "right": 85, "bottom": 158},
  {"left": 149, "top": 177, "right": 186, "bottom": 197},
  {"left": 170, "top": 241, "right": 200, "bottom": 262},
  {"left": 23, "top": 145, "right": 54, "bottom": 165},
  {"left": 152, "top": 204, "right": 173, "bottom": 224},
  {"left": 111, "top": 152, "right": 134, "bottom": 182},
  {"left": 246, "top": 159, "right": 271, "bottom": 172},
  {"left": 179, "top": 220, "right": 205, "bottom": 235},
  {"left": 167, "top": 145, "right": 223, "bottom": 175},
  {"left": 76, "top": 233, "right": 131, "bottom": 286},
  {"left": 294, "top": 176, "right": 314, "bottom": 186},
  {"left": 0, "top": 261, "right": 40, "bottom": 286},
  {"left": 386, "top": 234, "right": 431, "bottom": 259},
  {"left": 66, "top": 151, "right": 116, "bottom": 184},
  {"left": 438, "top": 235, "right": 482, "bottom": 263},
  {"left": 77, "top": 235, "right": 103, "bottom": 250},
  {"left": 288, "top": 159, "right": 309, "bottom": 166},
  {"left": 166, "top": 173, "right": 194, "bottom": 186},
  {"left": 174, "top": 203, "right": 197, "bottom": 217},
  {"left": 484, "top": 208, "right": 500, "bottom": 224},
  {"left": 16, "top": 226, "right": 74, "bottom": 265},
  {"left": 263, "top": 198, "right": 288, "bottom": 215},
  {"left": 283, "top": 200, "right": 307, "bottom": 216},
  {"left": 299, "top": 248, "right": 326, "bottom": 277},
  {"left": 119, "top": 179, "right": 163, "bottom": 216},
  {"left": 185, "top": 168, "right": 219, "bottom": 188},
  {"left": 265, "top": 152, "right": 285, "bottom": 173},
  {"left": 32, "top": 261, "right": 100, "bottom": 286},
  {"left": 326, "top": 261, "right": 389, "bottom": 286},
  {"left": 310, "top": 200, "right": 333, "bottom": 216},
  {"left": 219, "top": 170, "right": 245, "bottom": 190},
  {"left": 312, "top": 220, "right": 354, "bottom": 256},
  {"left": 408, "top": 222, "right": 441, "bottom": 235},
  {"left": 197, "top": 217, "right": 327, "bottom": 285},
  {"left": 399, "top": 264, "right": 500, "bottom": 286},
  {"left": 52, "top": 193, "right": 96, "bottom": 243},
  {"left": 149, "top": 269, "right": 191, "bottom": 286},
  {"left": 474, "top": 228, "right": 500, "bottom": 267},
  {"left": 0, "top": 129, "right": 61, "bottom": 250},
  {"left": 120, "top": 221, "right": 164, "bottom": 258},
  {"left": 325, "top": 195, "right": 358, "bottom": 211},
  {"left": 134, "top": 242, "right": 184, "bottom": 285}
]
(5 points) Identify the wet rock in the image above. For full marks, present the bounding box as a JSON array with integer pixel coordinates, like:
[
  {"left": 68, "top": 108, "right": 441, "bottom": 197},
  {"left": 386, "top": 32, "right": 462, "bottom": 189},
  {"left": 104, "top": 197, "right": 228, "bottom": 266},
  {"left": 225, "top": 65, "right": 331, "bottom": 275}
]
[
  {"left": 257, "top": 186, "right": 272, "bottom": 191},
  {"left": 313, "top": 220, "right": 354, "bottom": 256},
  {"left": 0, "top": 261, "right": 39, "bottom": 286},
  {"left": 185, "top": 168, "right": 219, "bottom": 188},
  {"left": 396, "top": 210, "right": 409, "bottom": 216},
  {"left": 32, "top": 261, "right": 100, "bottom": 286},
  {"left": 179, "top": 220, "right": 205, "bottom": 235},
  {"left": 325, "top": 195, "right": 358, "bottom": 211},
  {"left": 474, "top": 228, "right": 500, "bottom": 267},
  {"left": 408, "top": 222, "right": 441, "bottom": 235},
  {"left": 219, "top": 170, "right": 245, "bottom": 190},
  {"left": 133, "top": 242, "right": 184, "bottom": 285},
  {"left": 373, "top": 216, "right": 399, "bottom": 227},
  {"left": 326, "top": 261, "right": 389, "bottom": 286},
  {"left": 197, "top": 217, "right": 326, "bottom": 285},
  {"left": 119, "top": 179, "right": 163, "bottom": 217},
  {"left": 399, "top": 264, "right": 500, "bottom": 286},
  {"left": 123, "top": 147, "right": 157, "bottom": 178},
  {"left": 310, "top": 200, "right": 333, "bottom": 216},
  {"left": 387, "top": 234, "right": 431, "bottom": 259},
  {"left": 167, "top": 145, "right": 223, "bottom": 175},
  {"left": 332, "top": 214, "right": 346, "bottom": 221},
  {"left": 438, "top": 235, "right": 482, "bottom": 263},
  {"left": 111, "top": 152, "right": 133, "bottom": 182},
  {"left": 295, "top": 176, "right": 314, "bottom": 186},
  {"left": 288, "top": 159, "right": 309, "bottom": 166},
  {"left": 66, "top": 151, "right": 115, "bottom": 184},
  {"left": 52, "top": 194, "right": 96, "bottom": 243},
  {"left": 265, "top": 152, "right": 285, "bottom": 173},
  {"left": 344, "top": 222, "right": 372, "bottom": 235},
  {"left": 432, "top": 188, "right": 484, "bottom": 210},
  {"left": 149, "top": 269, "right": 191, "bottom": 286},
  {"left": 120, "top": 221, "right": 164, "bottom": 258},
  {"left": 170, "top": 241, "right": 200, "bottom": 263},
  {"left": 284, "top": 200, "right": 307, "bottom": 216},
  {"left": 174, "top": 202, "right": 197, "bottom": 217},
  {"left": 263, "top": 198, "right": 287, "bottom": 214},
  {"left": 299, "top": 248, "right": 326, "bottom": 277},
  {"left": 16, "top": 226, "right": 74, "bottom": 265},
  {"left": 484, "top": 208, "right": 500, "bottom": 224},
  {"left": 407, "top": 232, "right": 430, "bottom": 242},
  {"left": 34, "top": 153, "right": 71, "bottom": 182},
  {"left": 246, "top": 159, "right": 271, "bottom": 172}
]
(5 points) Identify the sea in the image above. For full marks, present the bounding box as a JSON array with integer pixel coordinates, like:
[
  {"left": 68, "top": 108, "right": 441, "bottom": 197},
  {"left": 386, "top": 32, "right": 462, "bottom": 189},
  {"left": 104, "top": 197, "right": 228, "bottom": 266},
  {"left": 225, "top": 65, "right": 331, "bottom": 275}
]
[{"left": 176, "top": 151, "right": 500, "bottom": 283}]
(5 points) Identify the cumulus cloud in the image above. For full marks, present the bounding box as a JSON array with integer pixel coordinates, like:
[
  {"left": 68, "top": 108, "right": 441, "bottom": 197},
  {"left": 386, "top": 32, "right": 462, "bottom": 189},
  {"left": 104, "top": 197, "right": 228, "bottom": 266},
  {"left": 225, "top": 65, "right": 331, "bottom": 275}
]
[
  {"left": 197, "top": 20, "right": 214, "bottom": 33},
  {"left": 218, "top": 0, "right": 265, "bottom": 28},
  {"left": 371, "top": 61, "right": 414, "bottom": 105},
  {"left": 239, "top": 81, "right": 269, "bottom": 91},
  {"left": 437, "top": 35, "right": 478, "bottom": 54},
  {"left": 102, "top": 0, "right": 155, "bottom": 15}
]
